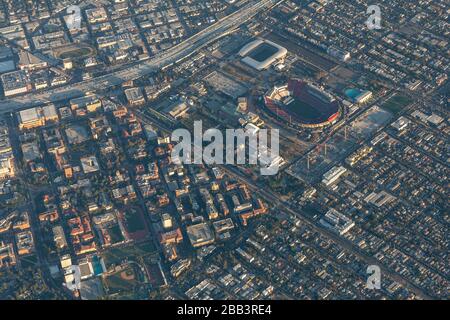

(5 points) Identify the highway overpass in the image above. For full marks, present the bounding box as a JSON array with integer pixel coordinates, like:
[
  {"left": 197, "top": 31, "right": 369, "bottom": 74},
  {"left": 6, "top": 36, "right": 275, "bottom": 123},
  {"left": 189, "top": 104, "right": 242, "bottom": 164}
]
[{"left": 0, "top": 0, "right": 281, "bottom": 113}]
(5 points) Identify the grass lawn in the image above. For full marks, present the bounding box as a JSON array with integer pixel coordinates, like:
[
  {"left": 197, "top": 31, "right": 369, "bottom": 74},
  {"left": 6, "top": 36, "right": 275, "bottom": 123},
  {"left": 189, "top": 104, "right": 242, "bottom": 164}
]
[
  {"left": 124, "top": 208, "right": 145, "bottom": 233},
  {"left": 381, "top": 94, "right": 412, "bottom": 114},
  {"left": 102, "top": 241, "right": 157, "bottom": 269},
  {"left": 286, "top": 99, "right": 322, "bottom": 121},
  {"left": 103, "top": 266, "right": 139, "bottom": 294},
  {"left": 20, "top": 254, "right": 39, "bottom": 269},
  {"left": 108, "top": 225, "right": 125, "bottom": 244},
  {"left": 59, "top": 47, "right": 92, "bottom": 60}
]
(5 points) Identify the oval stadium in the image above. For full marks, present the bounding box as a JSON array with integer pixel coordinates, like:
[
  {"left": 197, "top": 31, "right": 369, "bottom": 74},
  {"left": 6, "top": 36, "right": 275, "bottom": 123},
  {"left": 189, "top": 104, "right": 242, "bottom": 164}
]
[{"left": 263, "top": 79, "right": 341, "bottom": 129}]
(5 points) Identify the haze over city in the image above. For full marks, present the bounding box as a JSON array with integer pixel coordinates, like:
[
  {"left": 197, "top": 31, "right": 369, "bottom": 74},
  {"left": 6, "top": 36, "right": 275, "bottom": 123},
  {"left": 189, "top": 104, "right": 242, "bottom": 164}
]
[{"left": 0, "top": 0, "right": 447, "bottom": 304}]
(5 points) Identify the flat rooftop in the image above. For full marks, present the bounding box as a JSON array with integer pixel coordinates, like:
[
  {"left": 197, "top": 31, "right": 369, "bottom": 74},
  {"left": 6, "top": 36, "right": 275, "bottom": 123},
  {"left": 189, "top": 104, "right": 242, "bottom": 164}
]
[
  {"left": 239, "top": 39, "right": 287, "bottom": 71},
  {"left": 19, "top": 107, "right": 38, "bottom": 120},
  {"left": 186, "top": 223, "right": 215, "bottom": 247}
]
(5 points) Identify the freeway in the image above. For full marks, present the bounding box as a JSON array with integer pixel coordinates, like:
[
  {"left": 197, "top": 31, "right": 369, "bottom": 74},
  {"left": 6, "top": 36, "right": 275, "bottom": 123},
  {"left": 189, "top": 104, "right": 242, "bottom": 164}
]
[{"left": 0, "top": 0, "right": 281, "bottom": 113}]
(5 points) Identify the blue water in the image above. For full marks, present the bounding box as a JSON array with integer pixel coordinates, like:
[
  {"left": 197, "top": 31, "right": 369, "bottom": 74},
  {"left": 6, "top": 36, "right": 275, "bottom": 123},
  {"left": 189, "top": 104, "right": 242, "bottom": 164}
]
[
  {"left": 345, "top": 88, "right": 361, "bottom": 100},
  {"left": 92, "top": 255, "right": 104, "bottom": 275}
]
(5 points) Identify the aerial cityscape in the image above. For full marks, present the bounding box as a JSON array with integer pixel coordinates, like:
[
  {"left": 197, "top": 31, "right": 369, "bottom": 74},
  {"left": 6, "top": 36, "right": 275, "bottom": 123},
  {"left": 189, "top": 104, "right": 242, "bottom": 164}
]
[{"left": 0, "top": 0, "right": 448, "bottom": 303}]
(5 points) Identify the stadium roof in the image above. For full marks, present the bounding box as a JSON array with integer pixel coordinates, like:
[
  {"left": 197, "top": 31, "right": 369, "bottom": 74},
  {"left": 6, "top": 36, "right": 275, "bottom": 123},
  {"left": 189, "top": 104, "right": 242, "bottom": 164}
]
[{"left": 239, "top": 39, "right": 287, "bottom": 71}]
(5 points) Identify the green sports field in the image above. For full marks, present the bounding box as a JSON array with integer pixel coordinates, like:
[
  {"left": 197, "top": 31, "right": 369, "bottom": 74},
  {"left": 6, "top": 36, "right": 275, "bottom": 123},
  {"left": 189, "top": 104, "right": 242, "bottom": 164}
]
[{"left": 285, "top": 98, "right": 322, "bottom": 121}]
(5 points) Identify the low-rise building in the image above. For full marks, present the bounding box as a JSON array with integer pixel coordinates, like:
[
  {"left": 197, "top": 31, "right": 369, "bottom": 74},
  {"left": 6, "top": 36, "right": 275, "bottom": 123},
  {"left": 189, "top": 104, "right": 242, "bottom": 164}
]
[
  {"left": 53, "top": 225, "right": 68, "bottom": 250},
  {"left": 125, "top": 87, "right": 145, "bottom": 105},
  {"left": 18, "top": 108, "right": 45, "bottom": 130},
  {"left": 1, "top": 70, "right": 31, "bottom": 97},
  {"left": 15, "top": 230, "right": 34, "bottom": 255},
  {"left": 319, "top": 208, "right": 355, "bottom": 235},
  {"left": 0, "top": 153, "right": 15, "bottom": 180},
  {"left": 18, "top": 51, "right": 48, "bottom": 70},
  {"left": 70, "top": 94, "right": 102, "bottom": 113},
  {"left": 186, "top": 223, "right": 215, "bottom": 248},
  {"left": 322, "top": 166, "right": 347, "bottom": 186},
  {"left": 0, "top": 241, "right": 16, "bottom": 268}
]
